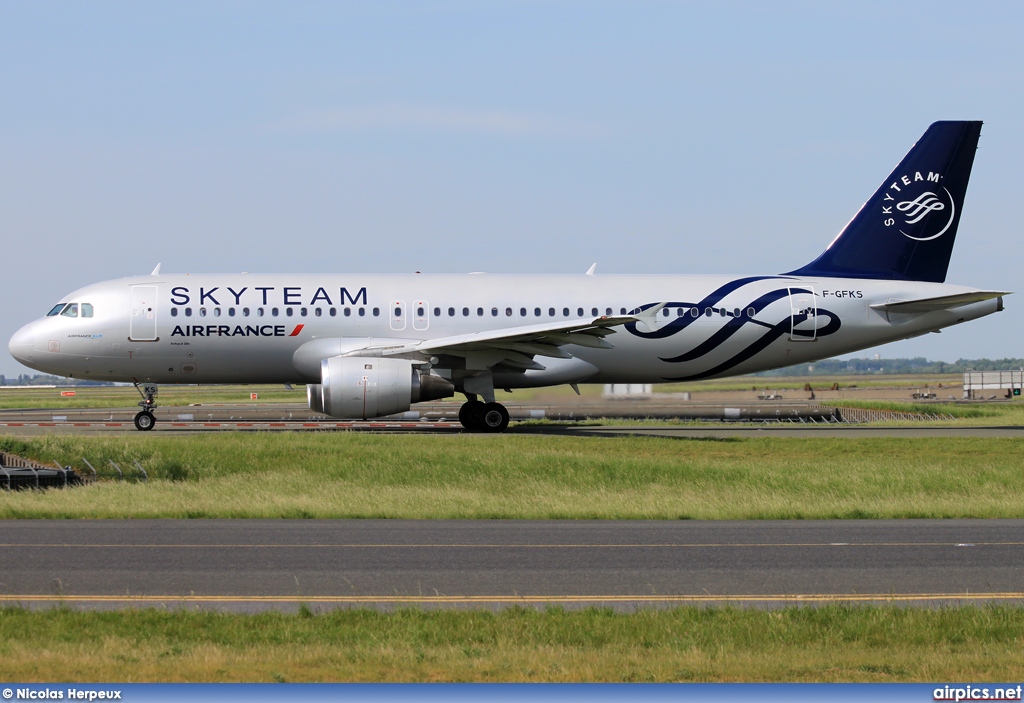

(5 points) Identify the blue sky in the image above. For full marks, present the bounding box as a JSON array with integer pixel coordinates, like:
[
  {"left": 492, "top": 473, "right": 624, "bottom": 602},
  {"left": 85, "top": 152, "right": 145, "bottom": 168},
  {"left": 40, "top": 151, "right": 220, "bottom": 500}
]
[{"left": 2, "top": 1, "right": 1022, "bottom": 376}]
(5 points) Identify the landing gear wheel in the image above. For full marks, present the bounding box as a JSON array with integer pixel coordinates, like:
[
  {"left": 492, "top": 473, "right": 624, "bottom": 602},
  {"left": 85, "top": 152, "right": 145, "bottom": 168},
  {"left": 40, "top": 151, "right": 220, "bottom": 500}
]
[
  {"left": 459, "top": 400, "right": 485, "bottom": 430},
  {"left": 134, "top": 411, "right": 156, "bottom": 431},
  {"left": 479, "top": 402, "right": 510, "bottom": 433}
]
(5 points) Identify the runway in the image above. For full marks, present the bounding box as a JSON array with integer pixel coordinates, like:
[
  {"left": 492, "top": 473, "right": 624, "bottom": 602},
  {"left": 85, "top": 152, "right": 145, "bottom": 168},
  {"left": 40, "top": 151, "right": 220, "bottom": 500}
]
[
  {"left": 1, "top": 519, "right": 1021, "bottom": 611},
  {"left": 1, "top": 404, "right": 1023, "bottom": 438},
  {"left": 0, "top": 419, "right": 1022, "bottom": 438}
]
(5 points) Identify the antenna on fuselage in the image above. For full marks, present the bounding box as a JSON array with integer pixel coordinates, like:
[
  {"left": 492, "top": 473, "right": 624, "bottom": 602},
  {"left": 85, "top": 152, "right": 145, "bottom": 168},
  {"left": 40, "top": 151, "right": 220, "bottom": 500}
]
[{"left": 150, "top": 263, "right": 162, "bottom": 276}]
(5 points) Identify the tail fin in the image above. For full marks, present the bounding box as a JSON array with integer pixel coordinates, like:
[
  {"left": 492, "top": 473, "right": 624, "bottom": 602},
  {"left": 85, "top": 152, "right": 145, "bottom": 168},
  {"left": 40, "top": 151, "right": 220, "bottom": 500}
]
[{"left": 787, "top": 121, "right": 982, "bottom": 282}]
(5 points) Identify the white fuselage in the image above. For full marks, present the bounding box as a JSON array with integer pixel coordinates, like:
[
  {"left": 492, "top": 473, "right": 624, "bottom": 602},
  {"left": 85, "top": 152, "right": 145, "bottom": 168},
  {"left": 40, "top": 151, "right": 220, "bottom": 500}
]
[{"left": 8, "top": 272, "right": 1002, "bottom": 387}]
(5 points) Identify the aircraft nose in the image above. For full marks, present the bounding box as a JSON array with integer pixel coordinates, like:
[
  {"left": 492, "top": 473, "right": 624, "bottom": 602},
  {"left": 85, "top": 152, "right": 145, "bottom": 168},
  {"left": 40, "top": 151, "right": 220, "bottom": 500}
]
[{"left": 8, "top": 323, "right": 37, "bottom": 365}]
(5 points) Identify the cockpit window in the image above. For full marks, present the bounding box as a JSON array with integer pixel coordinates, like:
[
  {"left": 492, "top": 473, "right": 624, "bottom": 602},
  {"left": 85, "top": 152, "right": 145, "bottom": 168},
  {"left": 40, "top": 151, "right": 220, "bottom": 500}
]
[
  {"left": 47, "top": 304, "right": 66, "bottom": 316},
  {"left": 81, "top": 303, "right": 94, "bottom": 318},
  {"left": 61, "top": 303, "right": 79, "bottom": 318}
]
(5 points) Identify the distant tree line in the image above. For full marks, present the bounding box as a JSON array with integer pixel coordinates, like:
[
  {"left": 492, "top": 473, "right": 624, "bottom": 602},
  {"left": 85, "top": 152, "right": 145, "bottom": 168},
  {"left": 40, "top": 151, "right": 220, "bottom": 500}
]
[
  {"left": 0, "top": 374, "right": 116, "bottom": 387},
  {"left": 755, "top": 357, "right": 1024, "bottom": 377}
]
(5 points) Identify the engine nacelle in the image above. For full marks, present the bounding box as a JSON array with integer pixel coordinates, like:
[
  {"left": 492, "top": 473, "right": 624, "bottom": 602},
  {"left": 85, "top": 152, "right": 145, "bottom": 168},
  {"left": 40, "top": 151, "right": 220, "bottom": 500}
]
[
  {"left": 307, "top": 383, "right": 324, "bottom": 414},
  {"left": 315, "top": 356, "right": 454, "bottom": 419}
]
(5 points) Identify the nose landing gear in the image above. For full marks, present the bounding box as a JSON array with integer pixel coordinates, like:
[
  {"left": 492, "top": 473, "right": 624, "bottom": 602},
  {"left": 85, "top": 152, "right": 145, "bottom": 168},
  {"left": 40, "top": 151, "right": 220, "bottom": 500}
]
[
  {"left": 133, "top": 382, "right": 158, "bottom": 431},
  {"left": 134, "top": 411, "right": 156, "bottom": 431}
]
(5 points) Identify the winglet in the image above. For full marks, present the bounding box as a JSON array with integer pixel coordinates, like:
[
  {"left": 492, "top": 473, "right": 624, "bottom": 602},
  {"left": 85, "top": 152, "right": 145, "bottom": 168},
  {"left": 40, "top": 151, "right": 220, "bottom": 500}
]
[
  {"left": 150, "top": 263, "right": 162, "bottom": 276},
  {"left": 585, "top": 263, "right": 597, "bottom": 276}
]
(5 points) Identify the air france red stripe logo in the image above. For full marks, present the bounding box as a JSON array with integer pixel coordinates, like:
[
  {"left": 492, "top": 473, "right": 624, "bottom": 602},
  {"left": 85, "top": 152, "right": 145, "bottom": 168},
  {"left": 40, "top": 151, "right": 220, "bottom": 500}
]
[{"left": 289, "top": 324, "right": 304, "bottom": 336}]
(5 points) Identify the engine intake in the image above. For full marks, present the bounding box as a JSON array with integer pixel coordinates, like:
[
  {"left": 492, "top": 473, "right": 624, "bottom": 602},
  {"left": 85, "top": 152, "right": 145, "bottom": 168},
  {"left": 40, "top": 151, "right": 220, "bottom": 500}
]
[{"left": 314, "top": 356, "right": 454, "bottom": 419}]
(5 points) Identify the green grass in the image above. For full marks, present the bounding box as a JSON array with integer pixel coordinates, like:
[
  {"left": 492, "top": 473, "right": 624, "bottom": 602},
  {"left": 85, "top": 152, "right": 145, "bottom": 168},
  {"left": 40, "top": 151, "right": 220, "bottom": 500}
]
[
  {"left": 1, "top": 605, "right": 1021, "bottom": 682},
  {"left": 0, "top": 384, "right": 306, "bottom": 409},
  {"left": 2, "top": 433, "right": 1024, "bottom": 519},
  {"left": 655, "top": 373, "right": 966, "bottom": 393},
  {"left": 833, "top": 400, "right": 1007, "bottom": 418},
  {"left": 0, "top": 373, "right": 972, "bottom": 408}
]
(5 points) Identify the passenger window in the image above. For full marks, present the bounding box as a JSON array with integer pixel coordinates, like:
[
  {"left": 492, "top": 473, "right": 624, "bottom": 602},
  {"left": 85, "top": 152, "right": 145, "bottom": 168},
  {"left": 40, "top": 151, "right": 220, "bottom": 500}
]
[
  {"left": 620, "top": 308, "right": 627, "bottom": 315},
  {"left": 185, "top": 308, "right": 193, "bottom": 317},
  {"left": 170, "top": 308, "right": 178, "bottom": 317},
  {"left": 394, "top": 306, "right": 402, "bottom": 317},
  {"left": 548, "top": 308, "right": 555, "bottom": 317},
  {"left": 199, "top": 307, "right": 207, "bottom": 317},
  {"left": 477, "top": 307, "right": 484, "bottom": 316},
  {"left": 677, "top": 308, "right": 684, "bottom": 317},
  {"left": 300, "top": 308, "right": 308, "bottom": 317},
  {"left": 61, "top": 303, "right": 78, "bottom": 318},
  {"left": 506, "top": 307, "right": 513, "bottom": 317},
  {"left": 286, "top": 308, "right": 294, "bottom": 317},
  {"left": 462, "top": 308, "right": 469, "bottom": 316},
  {"left": 691, "top": 308, "right": 699, "bottom": 318},
  {"left": 228, "top": 308, "right": 236, "bottom": 317},
  {"left": 344, "top": 308, "right": 351, "bottom": 317},
  {"left": 448, "top": 307, "right": 455, "bottom": 316},
  {"left": 257, "top": 308, "right": 264, "bottom": 317},
  {"left": 720, "top": 308, "right": 726, "bottom": 317},
  {"left": 82, "top": 303, "right": 94, "bottom": 318},
  {"left": 433, "top": 307, "right": 440, "bottom": 317},
  {"left": 663, "top": 308, "right": 670, "bottom": 317},
  {"left": 747, "top": 307, "right": 756, "bottom": 317},
  {"left": 373, "top": 308, "right": 380, "bottom": 316},
  {"left": 591, "top": 307, "right": 598, "bottom": 316},
  {"left": 534, "top": 308, "right": 541, "bottom": 317},
  {"left": 420, "top": 307, "right": 427, "bottom": 317},
  {"left": 213, "top": 308, "right": 221, "bottom": 317},
  {"left": 562, "top": 307, "right": 569, "bottom": 316},
  {"left": 705, "top": 308, "right": 712, "bottom": 317},
  {"left": 47, "top": 304, "right": 66, "bottom": 316},
  {"left": 605, "top": 307, "right": 612, "bottom": 316},
  {"left": 272, "top": 308, "right": 279, "bottom": 317},
  {"left": 734, "top": 308, "right": 740, "bottom": 318},
  {"left": 314, "top": 308, "right": 322, "bottom": 317},
  {"left": 243, "top": 307, "right": 250, "bottom": 317},
  {"left": 358, "top": 308, "right": 365, "bottom": 317},
  {"left": 330, "top": 308, "right": 337, "bottom": 317},
  {"left": 491, "top": 307, "right": 498, "bottom": 317}
]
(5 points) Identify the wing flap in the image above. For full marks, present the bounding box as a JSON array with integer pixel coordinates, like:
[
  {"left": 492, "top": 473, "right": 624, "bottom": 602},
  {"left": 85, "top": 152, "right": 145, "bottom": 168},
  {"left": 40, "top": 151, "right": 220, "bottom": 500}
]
[{"left": 381, "top": 315, "right": 635, "bottom": 359}]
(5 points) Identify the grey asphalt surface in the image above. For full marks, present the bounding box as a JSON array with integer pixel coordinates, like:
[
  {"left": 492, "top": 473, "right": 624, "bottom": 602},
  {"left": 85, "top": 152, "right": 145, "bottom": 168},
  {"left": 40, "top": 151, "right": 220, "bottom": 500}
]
[
  {"left": 1, "top": 520, "right": 1021, "bottom": 610},
  {"left": 2, "top": 407, "right": 1024, "bottom": 437}
]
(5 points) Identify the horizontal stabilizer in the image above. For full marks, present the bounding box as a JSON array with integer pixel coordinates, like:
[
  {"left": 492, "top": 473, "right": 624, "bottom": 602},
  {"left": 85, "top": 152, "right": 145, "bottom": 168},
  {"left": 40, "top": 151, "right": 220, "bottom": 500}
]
[{"left": 870, "top": 291, "right": 1008, "bottom": 314}]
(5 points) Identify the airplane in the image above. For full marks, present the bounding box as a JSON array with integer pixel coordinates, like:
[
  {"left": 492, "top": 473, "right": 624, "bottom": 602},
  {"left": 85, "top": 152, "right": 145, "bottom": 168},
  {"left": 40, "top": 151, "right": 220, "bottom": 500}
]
[{"left": 8, "top": 121, "right": 1008, "bottom": 432}]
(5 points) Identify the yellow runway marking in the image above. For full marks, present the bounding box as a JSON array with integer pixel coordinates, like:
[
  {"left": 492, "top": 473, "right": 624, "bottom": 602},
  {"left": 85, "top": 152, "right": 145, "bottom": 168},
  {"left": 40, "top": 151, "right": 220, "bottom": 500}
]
[{"left": 0, "top": 593, "right": 1022, "bottom": 604}]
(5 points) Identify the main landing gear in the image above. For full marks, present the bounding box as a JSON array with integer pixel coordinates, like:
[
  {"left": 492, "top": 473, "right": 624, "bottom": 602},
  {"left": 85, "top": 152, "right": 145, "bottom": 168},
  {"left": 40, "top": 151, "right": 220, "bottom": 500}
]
[
  {"left": 458, "top": 399, "right": 510, "bottom": 433},
  {"left": 133, "top": 382, "right": 158, "bottom": 432}
]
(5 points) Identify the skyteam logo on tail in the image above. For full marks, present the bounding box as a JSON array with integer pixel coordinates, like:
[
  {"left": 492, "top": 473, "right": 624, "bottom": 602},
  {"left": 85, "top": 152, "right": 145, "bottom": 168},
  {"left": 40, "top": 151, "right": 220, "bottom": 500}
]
[{"left": 882, "top": 171, "right": 956, "bottom": 241}]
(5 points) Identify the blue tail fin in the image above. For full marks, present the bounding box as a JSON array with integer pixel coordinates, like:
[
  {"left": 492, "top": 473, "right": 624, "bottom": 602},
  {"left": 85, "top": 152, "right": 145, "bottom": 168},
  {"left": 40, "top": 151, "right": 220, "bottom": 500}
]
[{"left": 787, "top": 121, "right": 982, "bottom": 283}]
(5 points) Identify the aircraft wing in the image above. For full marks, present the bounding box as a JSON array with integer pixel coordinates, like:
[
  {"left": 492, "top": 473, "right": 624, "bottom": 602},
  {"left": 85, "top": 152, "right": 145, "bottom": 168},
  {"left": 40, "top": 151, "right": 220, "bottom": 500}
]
[
  {"left": 377, "top": 310, "right": 659, "bottom": 371},
  {"left": 869, "top": 291, "right": 1009, "bottom": 314}
]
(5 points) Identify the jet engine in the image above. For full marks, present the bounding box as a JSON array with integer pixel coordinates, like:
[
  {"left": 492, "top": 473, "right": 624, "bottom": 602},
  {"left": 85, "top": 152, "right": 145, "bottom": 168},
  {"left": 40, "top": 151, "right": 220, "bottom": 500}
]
[{"left": 312, "top": 356, "right": 454, "bottom": 419}]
